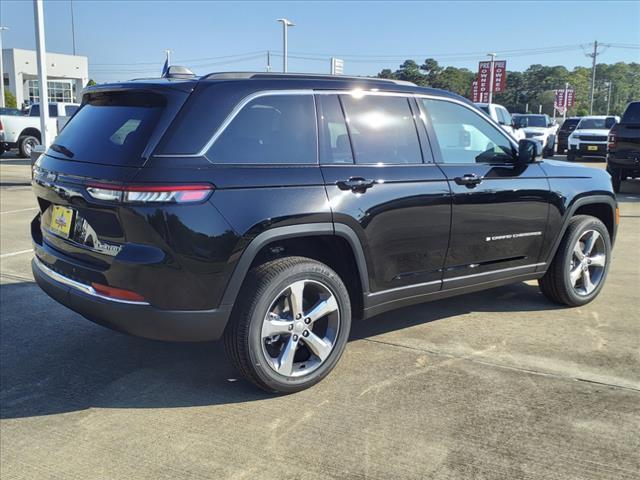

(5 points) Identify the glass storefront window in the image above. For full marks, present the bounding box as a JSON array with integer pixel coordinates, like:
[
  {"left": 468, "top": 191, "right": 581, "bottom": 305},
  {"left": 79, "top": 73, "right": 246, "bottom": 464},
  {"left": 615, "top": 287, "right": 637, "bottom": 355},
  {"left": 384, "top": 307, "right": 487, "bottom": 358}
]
[{"left": 26, "top": 80, "right": 73, "bottom": 103}]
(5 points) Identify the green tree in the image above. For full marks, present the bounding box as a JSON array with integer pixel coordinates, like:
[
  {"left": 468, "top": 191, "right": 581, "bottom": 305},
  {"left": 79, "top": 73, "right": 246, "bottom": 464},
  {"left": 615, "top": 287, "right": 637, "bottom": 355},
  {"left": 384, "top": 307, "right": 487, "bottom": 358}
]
[
  {"left": 3, "top": 89, "right": 17, "bottom": 108},
  {"left": 86, "top": 79, "right": 97, "bottom": 87}
]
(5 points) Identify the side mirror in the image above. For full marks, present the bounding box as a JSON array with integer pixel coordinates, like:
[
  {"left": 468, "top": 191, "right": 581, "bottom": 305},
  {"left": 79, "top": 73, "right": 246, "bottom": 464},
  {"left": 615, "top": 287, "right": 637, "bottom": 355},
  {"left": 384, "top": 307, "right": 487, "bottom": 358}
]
[
  {"left": 517, "top": 139, "right": 542, "bottom": 165},
  {"left": 511, "top": 120, "right": 520, "bottom": 129}
]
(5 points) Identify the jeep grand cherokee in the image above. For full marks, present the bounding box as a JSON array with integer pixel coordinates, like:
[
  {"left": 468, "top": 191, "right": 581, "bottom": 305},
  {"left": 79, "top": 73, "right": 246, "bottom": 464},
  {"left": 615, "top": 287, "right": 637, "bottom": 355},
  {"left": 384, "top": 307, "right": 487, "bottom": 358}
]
[{"left": 31, "top": 71, "right": 618, "bottom": 392}]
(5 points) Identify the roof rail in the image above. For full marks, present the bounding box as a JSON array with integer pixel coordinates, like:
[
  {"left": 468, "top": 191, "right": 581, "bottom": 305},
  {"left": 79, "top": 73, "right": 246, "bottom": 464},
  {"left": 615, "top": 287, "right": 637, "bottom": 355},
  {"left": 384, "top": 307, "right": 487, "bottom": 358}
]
[{"left": 201, "top": 71, "right": 415, "bottom": 86}]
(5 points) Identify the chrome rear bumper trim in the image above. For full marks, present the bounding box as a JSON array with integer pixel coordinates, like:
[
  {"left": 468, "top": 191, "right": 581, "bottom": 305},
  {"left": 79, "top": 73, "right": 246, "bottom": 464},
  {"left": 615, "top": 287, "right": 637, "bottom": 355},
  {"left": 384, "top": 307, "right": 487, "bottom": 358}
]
[{"left": 34, "top": 256, "right": 150, "bottom": 306}]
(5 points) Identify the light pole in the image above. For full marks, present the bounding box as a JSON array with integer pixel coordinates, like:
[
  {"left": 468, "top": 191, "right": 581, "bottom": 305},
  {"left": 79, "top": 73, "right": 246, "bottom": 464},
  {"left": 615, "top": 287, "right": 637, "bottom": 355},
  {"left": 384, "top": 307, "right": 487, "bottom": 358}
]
[
  {"left": 0, "top": 26, "right": 8, "bottom": 108},
  {"left": 487, "top": 52, "right": 496, "bottom": 104},
  {"left": 33, "top": 0, "right": 50, "bottom": 148},
  {"left": 605, "top": 80, "right": 612, "bottom": 116},
  {"left": 276, "top": 18, "right": 294, "bottom": 73}
]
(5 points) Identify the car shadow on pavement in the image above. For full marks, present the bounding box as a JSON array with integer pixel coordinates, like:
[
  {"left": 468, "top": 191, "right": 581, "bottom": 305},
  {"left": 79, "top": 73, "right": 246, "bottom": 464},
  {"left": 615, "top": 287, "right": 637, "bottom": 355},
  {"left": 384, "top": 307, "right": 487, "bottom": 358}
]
[{"left": 1, "top": 279, "right": 558, "bottom": 419}]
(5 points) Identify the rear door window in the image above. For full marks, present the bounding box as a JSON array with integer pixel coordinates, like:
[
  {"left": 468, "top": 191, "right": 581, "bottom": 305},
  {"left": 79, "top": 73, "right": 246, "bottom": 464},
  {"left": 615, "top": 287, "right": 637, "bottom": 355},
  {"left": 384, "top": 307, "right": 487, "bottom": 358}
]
[
  {"left": 48, "top": 91, "right": 166, "bottom": 166},
  {"left": 207, "top": 95, "right": 317, "bottom": 164},
  {"left": 340, "top": 95, "right": 422, "bottom": 165},
  {"left": 622, "top": 103, "right": 640, "bottom": 124}
]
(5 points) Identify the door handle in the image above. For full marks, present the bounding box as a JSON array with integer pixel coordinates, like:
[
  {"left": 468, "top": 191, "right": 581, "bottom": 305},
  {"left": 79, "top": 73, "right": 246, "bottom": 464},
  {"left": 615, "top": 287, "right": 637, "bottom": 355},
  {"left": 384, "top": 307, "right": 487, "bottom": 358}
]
[
  {"left": 454, "top": 173, "right": 483, "bottom": 188},
  {"left": 336, "top": 177, "right": 376, "bottom": 193}
]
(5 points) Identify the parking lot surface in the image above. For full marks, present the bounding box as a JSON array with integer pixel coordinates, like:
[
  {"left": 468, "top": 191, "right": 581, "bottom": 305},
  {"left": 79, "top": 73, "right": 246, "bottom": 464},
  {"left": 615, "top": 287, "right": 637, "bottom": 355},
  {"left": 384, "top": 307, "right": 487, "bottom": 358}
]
[{"left": 1, "top": 153, "right": 639, "bottom": 479}]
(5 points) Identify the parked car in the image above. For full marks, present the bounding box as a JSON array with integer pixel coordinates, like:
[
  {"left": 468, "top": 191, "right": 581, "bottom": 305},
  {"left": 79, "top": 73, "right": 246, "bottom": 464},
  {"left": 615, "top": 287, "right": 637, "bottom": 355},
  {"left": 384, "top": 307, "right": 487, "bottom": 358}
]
[
  {"left": 556, "top": 117, "right": 581, "bottom": 155},
  {"left": 475, "top": 102, "right": 525, "bottom": 141},
  {"left": 0, "top": 101, "right": 79, "bottom": 157},
  {"left": 512, "top": 114, "right": 557, "bottom": 157},
  {"left": 31, "top": 72, "right": 618, "bottom": 393},
  {"left": 607, "top": 101, "right": 640, "bottom": 192},
  {"left": 567, "top": 115, "right": 620, "bottom": 162}
]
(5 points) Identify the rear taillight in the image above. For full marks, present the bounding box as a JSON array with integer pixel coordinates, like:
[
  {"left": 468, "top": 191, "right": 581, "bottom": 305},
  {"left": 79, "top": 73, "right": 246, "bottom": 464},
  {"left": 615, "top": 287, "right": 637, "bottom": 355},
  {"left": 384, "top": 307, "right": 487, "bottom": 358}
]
[
  {"left": 86, "top": 183, "right": 214, "bottom": 204},
  {"left": 608, "top": 132, "right": 617, "bottom": 151}
]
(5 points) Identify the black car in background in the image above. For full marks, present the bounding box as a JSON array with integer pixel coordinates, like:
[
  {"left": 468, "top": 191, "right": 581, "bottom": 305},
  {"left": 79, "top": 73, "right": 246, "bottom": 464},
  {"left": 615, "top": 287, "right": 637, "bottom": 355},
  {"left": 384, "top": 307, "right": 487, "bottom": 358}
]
[
  {"left": 608, "top": 101, "right": 640, "bottom": 192},
  {"left": 557, "top": 117, "right": 581, "bottom": 154},
  {"left": 31, "top": 72, "right": 618, "bottom": 392}
]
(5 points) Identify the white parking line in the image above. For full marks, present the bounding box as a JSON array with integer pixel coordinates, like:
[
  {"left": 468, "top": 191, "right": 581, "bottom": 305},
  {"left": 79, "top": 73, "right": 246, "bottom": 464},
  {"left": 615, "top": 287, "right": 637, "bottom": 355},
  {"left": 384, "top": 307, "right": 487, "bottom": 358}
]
[
  {"left": 0, "top": 207, "right": 38, "bottom": 215},
  {"left": 0, "top": 249, "right": 33, "bottom": 259}
]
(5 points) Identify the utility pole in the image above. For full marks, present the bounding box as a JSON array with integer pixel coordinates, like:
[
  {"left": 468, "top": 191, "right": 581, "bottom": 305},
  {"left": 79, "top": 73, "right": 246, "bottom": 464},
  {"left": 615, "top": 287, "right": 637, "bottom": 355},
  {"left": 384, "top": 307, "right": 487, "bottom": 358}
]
[
  {"left": 33, "top": 0, "right": 50, "bottom": 148},
  {"left": 588, "top": 40, "right": 598, "bottom": 115},
  {"left": 266, "top": 50, "right": 272, "bottom": 72},
  {"left": 276, "top": 18, "right": 294, "bottom": 73},
  {"left": 563, "top": 82, "right": 569, "bottom": 122},
  {"left": 487, "top": 52, "right": 496, "bottom": 104},
  {"left": 0, "top": 26, "right": 8, "bottom": 108},
  {"left": 70, "top": 0, "right": 76, "bottom": 55}
]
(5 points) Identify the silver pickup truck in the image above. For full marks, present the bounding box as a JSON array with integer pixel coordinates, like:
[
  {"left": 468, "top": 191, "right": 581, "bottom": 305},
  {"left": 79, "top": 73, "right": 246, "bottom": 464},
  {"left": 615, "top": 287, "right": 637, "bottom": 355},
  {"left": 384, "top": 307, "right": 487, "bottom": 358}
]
[{"left": 0, "top": 102, "right": 79, "bottom": 157}]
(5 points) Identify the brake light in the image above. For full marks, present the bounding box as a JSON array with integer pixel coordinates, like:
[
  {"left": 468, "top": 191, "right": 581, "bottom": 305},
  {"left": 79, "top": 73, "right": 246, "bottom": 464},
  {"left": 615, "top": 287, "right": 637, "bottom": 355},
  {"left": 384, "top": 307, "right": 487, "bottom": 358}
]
[
  {"left": 608, "top": 132, "right": 617, "bottom": 151},
  {"left": 91, "top": 282, "right": 146, "bottom": 302},
  {"left": 86, "top": 183, "right": 214, "bottom": 204}
]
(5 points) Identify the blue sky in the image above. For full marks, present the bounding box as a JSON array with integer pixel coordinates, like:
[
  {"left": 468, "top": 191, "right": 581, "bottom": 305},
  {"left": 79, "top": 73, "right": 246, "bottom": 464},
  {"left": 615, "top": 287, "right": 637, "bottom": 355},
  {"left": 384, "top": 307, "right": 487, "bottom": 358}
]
[{"left": 1, "top": 1, "right": 639, "bottom": 82}]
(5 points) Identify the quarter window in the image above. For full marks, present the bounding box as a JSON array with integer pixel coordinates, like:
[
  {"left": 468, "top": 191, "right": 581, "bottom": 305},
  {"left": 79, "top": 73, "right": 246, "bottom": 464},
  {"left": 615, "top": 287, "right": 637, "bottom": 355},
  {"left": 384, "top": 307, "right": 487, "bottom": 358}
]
[
  {"left": 340, "top": 95, "right": 422, "bottom": 165},
  {"left": 421, "top": 99, "right": 514, "bottom": 164},
  {"left": 207, "top": 95, "right": 317, "bottom": 164}
]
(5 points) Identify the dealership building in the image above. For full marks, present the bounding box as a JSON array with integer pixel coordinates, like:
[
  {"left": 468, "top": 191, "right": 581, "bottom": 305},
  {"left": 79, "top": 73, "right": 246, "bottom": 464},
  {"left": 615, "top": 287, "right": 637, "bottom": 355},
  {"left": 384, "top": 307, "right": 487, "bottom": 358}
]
[{"left": 1, "top": 48, "right": 89, "bottom": 108}]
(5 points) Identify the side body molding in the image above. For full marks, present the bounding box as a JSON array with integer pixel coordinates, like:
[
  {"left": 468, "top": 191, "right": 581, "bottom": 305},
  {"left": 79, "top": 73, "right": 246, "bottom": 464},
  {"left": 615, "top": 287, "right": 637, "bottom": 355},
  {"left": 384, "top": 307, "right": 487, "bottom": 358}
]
[{"left": 219, "top": 223, "right": 371, "bottom": 308}]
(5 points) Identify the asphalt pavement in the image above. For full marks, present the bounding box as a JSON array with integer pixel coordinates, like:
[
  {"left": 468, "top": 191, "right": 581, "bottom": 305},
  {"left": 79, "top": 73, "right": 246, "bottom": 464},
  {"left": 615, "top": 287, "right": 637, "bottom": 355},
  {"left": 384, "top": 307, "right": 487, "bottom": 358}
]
[{"left": 1, "top": 152, "right": 639, "bottom": 479}]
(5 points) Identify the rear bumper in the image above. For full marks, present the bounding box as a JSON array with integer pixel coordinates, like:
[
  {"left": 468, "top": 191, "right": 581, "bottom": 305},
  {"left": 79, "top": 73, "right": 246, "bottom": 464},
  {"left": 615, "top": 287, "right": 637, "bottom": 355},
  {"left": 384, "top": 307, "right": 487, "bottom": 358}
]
[{"left": 32, "top": 256, "right": 231, "bottom": 342}]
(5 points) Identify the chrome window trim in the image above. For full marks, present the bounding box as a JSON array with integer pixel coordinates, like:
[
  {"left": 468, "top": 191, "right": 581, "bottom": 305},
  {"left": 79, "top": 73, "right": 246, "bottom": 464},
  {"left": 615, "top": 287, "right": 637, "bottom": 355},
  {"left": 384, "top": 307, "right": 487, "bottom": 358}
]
[
  {"left": 34, "top": 256, "right": 150, "bottom": 306},
  {"left": 153, "top": 88, "right": 519, "bottom": 159}
]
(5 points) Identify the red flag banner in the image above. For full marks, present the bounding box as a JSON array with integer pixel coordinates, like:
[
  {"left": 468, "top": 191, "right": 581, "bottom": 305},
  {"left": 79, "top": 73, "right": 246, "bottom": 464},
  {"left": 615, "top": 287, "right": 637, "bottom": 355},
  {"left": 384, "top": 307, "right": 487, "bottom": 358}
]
[
  {"left": 471, "top": 79, "right": 479, "bottom": 102},
  {"left": 554, "top": 89, "right": 565, "bottom": 108},
  {"left": 478, "top": 61, "right": 491, "bottom": 100},
  {"left": 493, "top": 61, "right": 507, "bottom": 92},
  {"left": 566, "top": 89, "right": 575, "bottom": 107}
]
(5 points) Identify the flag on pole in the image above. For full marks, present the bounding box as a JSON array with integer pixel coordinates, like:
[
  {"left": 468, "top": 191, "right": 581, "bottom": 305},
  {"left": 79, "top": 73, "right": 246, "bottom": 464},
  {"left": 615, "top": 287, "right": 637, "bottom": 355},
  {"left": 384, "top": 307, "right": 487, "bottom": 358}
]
[{"left": 161, "top": 56, "right": 169, "bottom": 77}]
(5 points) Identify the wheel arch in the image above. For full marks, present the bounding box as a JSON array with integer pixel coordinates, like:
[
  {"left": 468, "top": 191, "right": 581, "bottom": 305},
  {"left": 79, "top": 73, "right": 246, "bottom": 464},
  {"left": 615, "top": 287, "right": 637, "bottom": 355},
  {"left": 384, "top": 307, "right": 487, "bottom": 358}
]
[
  {"left": 220, "top": 223, "right": 370, "bottom": 318},
  {"left": 19, "top": 128, "right": 42, "bottom": 141},
  {"left": 544, "top": 195, "right": 617, "bottom": 265}
]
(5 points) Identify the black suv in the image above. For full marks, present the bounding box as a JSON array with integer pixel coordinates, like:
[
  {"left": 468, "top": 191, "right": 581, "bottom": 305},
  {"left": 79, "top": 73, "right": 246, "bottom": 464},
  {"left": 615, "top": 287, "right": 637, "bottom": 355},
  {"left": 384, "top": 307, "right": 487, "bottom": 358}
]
[
  {"left": 32, "top": 72, "right": 618, "bottom": 393},
  {"left": 607, "top": 101, "right": 640, "bottom": 192},
  {"left": 556, "top": 116, "right": 581, "bottom": 155}
]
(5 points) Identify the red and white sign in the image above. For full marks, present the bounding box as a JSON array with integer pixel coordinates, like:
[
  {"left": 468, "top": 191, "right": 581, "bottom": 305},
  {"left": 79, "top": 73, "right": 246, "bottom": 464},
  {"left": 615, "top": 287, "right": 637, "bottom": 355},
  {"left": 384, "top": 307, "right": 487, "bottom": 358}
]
[
  {"left": 478, "top": 61, "right": 491, "bottom": 98},
  {"left": 554, "top": 88, "right": 576, "bottom": 110},
  {"left": 492, "top": 61, "right": 507, "bottom": 92},
  {"left": 471, "top": 79, "right": 489, "bottom": 103}
]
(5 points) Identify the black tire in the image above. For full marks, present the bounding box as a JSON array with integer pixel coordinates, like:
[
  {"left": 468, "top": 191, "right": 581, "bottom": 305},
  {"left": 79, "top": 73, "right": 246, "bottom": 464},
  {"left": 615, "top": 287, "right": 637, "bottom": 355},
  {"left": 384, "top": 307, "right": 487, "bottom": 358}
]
[
  {"left": 608, "top": 168, "right": 622, "bottom": 193},
  {"left": 18, "top": 135, "right": 40, "bottom": 158},
  {"left": 539, "top": 215, "right": 611, "bottom": 307},
  {"left": 542, "top": 135, "right": 556, "bottom": 158},
  {"left": 224, "top": 256, "right": 352, "bottom": 393}
]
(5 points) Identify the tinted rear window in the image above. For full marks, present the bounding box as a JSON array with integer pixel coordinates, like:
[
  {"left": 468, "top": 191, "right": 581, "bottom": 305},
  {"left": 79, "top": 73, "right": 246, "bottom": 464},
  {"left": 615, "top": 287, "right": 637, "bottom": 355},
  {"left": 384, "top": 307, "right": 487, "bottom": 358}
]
[
  {"left": 561, "top": 118, "right": 580, "bottom": 130},
  {"left": 49, "top": 92, "right": 165, "bottom": 166},
  {"left": 622, "top": 102, "right": 640, "bottom": 124}
]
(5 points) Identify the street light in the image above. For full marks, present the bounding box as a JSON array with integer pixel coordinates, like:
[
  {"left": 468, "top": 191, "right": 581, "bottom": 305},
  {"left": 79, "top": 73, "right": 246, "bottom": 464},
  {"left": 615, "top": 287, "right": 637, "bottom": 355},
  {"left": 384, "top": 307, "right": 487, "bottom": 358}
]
[
  {"left": 604, "top": 80, "right": 613, "bottom": 116},
  {"left": 0, "top": 26, "right": 9, "bottom": 108},
  {"left": 276, "top": 18, "right": 294, "bottom": 73}
]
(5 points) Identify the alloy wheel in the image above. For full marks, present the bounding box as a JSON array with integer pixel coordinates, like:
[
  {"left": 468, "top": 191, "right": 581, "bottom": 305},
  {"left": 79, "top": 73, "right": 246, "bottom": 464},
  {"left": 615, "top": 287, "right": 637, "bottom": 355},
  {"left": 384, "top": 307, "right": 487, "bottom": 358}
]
[
  {"left": 569, "top": 229, "right": 607, "bottom": 296},
  {"left": 260, "top": 279, "right": 340, "bottom": 378}
]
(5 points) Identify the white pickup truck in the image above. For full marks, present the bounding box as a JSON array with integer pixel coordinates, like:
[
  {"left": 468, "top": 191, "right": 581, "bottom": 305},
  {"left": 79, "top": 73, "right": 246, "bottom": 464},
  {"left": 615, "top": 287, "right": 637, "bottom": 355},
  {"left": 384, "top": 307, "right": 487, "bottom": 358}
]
[{"left": 0, "top": 102, "right": 80, "bottom": 157}]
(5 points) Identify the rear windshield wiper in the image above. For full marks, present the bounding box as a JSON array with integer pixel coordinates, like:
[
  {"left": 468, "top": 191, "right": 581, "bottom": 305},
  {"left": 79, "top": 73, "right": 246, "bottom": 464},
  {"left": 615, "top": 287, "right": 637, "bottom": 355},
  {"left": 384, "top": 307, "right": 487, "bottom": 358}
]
[{"left": 50, "top": 144, "right": 75, "bottom": 158}]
